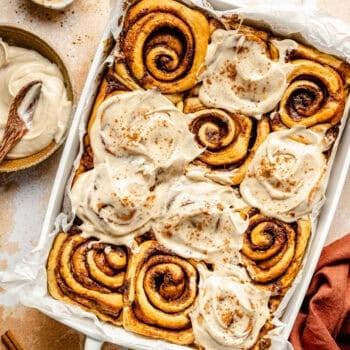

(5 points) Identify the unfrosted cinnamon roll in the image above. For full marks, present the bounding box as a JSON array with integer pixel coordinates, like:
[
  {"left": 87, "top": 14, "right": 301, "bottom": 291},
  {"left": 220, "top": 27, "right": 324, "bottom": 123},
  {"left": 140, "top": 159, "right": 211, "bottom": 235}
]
[
  {"left": 123, "top": 240, "right": 198, "bottom": 345},
  {"left": 241, "top": 213, "right": 311, "bottom": 295},
  {"left": 122, "top": 0, "right": 210, "bottom": 93},
  {"left": 47, "top": 233, "right": 128, "bottom": 325},
  {"left": 271, "top": 42, "right": 349, "bottom": 131},
  {"left": 185, "top": 97, "right": 270, "bottom": 185},
  {"left": 191, "top": 265, "right": 270, "bottom": 350}
]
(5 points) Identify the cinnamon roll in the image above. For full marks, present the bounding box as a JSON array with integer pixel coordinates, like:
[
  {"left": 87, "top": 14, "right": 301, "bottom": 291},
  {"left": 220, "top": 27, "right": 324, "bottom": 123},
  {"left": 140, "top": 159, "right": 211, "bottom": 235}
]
[
  {"left": 185, "top": 97, "right": 270, "bottom": 185},
  {"left": 122, "top": 0, "right": 210, "bottom": 93},
  {"left": 191, "top": 265, "right": 270, "bottom": 350},
  {"left": 271, "top": 42, "right": 349, "bottom": 131},
  {"left": 89, "top": 89, "right": 201, "bottom": 174},
  {"left": 74, "top": 68, "right": 131, "bottom": 182},
  {"left": 240, "top": 127, "right": 326, "bottom": 222},
  {"left": 123, "top": 240, "right": 198, "bottom": 345},
  {"left": 47, "top": 233, "right": 128, "bottom": 325},
  {"left": 241, "top": 213, "right": 311, "bottom": 294},
  {"left": 198, "top": 29, "right": 293, "bottom": 117},
  {"left": 69, "top": 163, "right": 156, "bottom": 246},
  {"left": 153, "top": 175, "right": 248, "bottom": 266}
]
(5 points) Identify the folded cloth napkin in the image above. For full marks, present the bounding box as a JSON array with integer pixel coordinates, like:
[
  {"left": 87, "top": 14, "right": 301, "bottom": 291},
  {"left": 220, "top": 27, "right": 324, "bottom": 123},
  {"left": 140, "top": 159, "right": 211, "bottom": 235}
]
[{"left": 290, "top": 233, "right": 350, "bottom": 350}]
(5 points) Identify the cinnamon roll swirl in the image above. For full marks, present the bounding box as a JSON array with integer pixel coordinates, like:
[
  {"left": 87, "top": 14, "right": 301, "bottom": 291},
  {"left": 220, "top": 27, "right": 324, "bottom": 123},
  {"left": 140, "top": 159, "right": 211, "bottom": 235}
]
[
  {"left": 47, "top": 233, "right": 128, "bottom": 325},
  {"left": 122, "top": 0, "right": 210, "bottom": 93},
  {"left": 185, "top": 97, "right": 270, "bottom": 185},
  {"left": 241, "top": 213, "right": 311, "bottom": 294},
  {"left": 123, "top": 240, "right": 198, "bottom": 345},
  {"left": 191, "top": 265, "right": 270, "bottom": 350},
  {"left": 271, "top": 42, "right": 349, "bottom": 131}
]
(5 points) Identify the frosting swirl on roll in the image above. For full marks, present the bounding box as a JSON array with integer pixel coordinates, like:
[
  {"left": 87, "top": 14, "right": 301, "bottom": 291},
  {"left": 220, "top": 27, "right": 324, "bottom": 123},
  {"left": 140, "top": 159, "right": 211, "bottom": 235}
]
[
  {"left": 69, "top": 163, "right": 156, "bottom": 246},
  {"left": 153, "top": 176, "right": 249, "bottom": 265},
  {"left": 240, "top": 127, "right": 326, "bottom": 222},
  {"left": 0, "top": 39, "right": 72, "bottom": 158},
  {"left": 191, "top": 265, "right": 270, "bottom": 350},
  {"left": 199, "top": 30, "right": 296, "bottom": 118},
  {"left": 90, "top": 90, "right": 201, "bottom": 176}
]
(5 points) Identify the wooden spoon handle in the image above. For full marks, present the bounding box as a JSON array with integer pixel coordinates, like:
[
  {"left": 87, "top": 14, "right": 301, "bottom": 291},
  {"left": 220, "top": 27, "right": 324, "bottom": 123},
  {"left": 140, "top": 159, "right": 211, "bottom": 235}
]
[
  {"left": 0, "top": 123, "right": 27, "bottom": 163},
  {"left": 0, "top": 80, "right": 42, "bottom": 164}
]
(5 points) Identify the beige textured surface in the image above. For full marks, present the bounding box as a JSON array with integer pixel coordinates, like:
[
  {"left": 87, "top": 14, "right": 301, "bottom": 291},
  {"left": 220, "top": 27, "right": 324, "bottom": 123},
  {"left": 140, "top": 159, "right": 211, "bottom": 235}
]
[{"left": 0, "top": 1, "right": 349, "bottom": 349}]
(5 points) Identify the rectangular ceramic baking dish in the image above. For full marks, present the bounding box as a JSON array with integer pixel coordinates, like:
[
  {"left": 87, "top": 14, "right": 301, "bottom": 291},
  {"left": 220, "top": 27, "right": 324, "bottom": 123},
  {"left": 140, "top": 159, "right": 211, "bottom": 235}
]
[{"left": 8, "top": 1, "right": 350, "bottom": 349}]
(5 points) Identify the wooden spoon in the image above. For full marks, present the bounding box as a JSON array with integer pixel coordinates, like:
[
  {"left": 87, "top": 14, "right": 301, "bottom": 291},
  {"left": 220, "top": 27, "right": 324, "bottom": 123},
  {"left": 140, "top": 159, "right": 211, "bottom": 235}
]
[{"left": 0, "top": 80, "right": 42, "bottom": 164}]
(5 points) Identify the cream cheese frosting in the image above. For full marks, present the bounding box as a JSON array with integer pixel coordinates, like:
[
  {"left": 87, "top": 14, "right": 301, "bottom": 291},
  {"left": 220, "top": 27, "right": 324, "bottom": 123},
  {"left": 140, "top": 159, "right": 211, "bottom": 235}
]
[
  {"left": 191, "top": 265, "right": 270, "bottom": 350},
  {"left": 240, "top": 127, "right": 326, "bottom": 222},
  {"left": 90, "top": 89, "right": 201, "bottom": 177},
  {"left": 198, "top": 30, "right": 297, "bottom": 118},
  {"left": 153, "top": 176, "right": 249, "bottom": 265},
  {"left": 72, "top": 90, "right": 203, "bottom": 245},
  {"left": 0, "top": 39, "right": 72, "bottom": 158},
  {"left": 69, "top": 162, "right": 155, "bottom": 246}
]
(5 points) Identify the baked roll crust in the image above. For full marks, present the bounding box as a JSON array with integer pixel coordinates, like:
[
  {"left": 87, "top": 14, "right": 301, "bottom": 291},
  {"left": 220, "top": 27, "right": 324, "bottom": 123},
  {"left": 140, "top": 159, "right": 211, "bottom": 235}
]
[
  {"left": 121, "top": 0, "right": 210, "bottom": 93},
  {"left": 272, "top": 43, "right": 350, "bottom": 131},
  {"left": 47, "top": 232, "right": 128, "bottom": 325},
  {"left": 185, "top": 97, "right": 270, "bottom": 185},
  {"left": 123, "top": 240, "right": 198, "bottom": 345},
  {"left": 241, "top": 213, "right": 311, "bottom": 296}
]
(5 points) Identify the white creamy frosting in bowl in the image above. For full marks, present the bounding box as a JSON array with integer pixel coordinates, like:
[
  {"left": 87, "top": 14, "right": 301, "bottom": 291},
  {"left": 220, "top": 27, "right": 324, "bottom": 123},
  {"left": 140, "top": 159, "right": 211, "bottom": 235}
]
[
  {"left": 240, "top": 127, "right": 327, "bottom": 222},
  {"left": 0, "top": 26, "right": 73, "bottom": 171},
  {"left": 30, "top": 0, "right": 74, "bottom": 10}
]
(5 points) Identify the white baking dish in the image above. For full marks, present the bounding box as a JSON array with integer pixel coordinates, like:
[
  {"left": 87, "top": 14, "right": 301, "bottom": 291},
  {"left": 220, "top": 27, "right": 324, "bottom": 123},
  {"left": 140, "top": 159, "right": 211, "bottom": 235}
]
[{"left": 1, "top": 1, "right": 350, "bottom": 350}]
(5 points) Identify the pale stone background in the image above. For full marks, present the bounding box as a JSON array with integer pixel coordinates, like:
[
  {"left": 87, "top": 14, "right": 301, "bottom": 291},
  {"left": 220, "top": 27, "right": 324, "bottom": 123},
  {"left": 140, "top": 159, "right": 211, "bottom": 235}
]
[{"left": 0, "top": 0, "right": 349, "bottom": 349}]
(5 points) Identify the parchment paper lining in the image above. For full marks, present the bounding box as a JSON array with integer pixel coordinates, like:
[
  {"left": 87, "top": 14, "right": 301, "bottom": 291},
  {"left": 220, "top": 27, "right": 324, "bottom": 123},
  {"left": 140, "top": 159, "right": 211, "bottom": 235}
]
[{"left": 1, "top": 1, "right": 350, "bottom": 349}]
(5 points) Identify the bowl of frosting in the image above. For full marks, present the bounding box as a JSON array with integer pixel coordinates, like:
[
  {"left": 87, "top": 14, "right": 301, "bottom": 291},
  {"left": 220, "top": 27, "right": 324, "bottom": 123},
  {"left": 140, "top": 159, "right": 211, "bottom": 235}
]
[
  {"left": 0, "top": 25, "right": 73, "bottom": 172},
  {"left": 30, "top": 0, "right": 74, "bottom": 10}
]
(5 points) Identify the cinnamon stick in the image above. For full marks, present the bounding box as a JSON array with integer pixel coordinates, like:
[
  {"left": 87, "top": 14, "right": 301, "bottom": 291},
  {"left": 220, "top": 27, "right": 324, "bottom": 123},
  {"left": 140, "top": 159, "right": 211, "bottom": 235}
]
[{"left": 1, "top": 330, "right": 24, "bottom": 350}]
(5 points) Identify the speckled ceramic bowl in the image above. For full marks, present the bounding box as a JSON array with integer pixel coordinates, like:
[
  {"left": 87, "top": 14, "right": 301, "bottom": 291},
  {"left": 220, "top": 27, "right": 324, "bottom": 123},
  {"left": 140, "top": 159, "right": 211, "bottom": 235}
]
[{"left": 0, "top": 25, "right": 74, "bottom": 173}]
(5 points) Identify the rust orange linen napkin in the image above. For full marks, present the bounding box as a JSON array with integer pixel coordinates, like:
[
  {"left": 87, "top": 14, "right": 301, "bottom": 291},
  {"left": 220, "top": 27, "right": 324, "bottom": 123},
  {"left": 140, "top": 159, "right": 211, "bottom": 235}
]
[{"left": 290, "top": 233, "right": 350, "bottom": 350}]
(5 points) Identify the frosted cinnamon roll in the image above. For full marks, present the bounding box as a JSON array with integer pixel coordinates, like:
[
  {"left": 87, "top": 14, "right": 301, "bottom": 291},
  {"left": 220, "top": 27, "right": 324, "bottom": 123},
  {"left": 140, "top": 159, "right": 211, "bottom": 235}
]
[
  {"left": 47, "top": 233, "right": 128, "bottom": 325},
  {"left": 123, "top": 240, "right": 198, "bottom": 345},
  {"left": 191, "top": 265, "right": 270, "bottom": 350},
  {"left": 240, "top": 127, "right": 326, "bottom": 222},
  {"left": 271, "top": 42, "right": 348, "bottom": 131},
  {"left": 153, "top": 176, "right": 249, "bottom": 265},
  {"left": 185, "top": 97, "right": 270, "bottom": 185},
  {"left": 70, "top": 163, "right": 156, "bottom": 246},
  {"left": 121, "top": 0, "right": 210, "bottom": 93},
  {"left": 74, "top": 69, "right": 130, "bottom": 181},
  {"left": 198, "top": 29, "right": 294, "bottom": 118},
  {"left": 89, "top": 90, "right": 201, "bottom": 175},
  {"left": 241, "top": 213, "right": 311, "bottom": 294}
]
